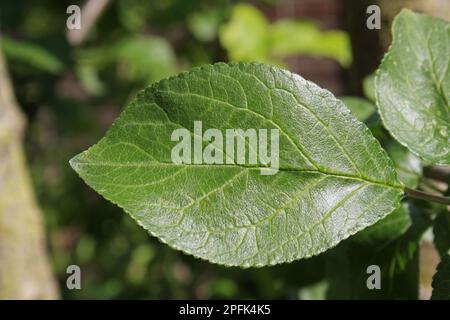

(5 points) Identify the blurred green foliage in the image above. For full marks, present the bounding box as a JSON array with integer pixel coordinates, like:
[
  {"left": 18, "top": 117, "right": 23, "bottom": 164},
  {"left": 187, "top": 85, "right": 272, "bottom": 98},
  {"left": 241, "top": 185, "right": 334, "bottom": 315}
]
[
  {"left": 219, "top": 3, "right": 352, "bottom": 66},
  {"left": 2, "top": 36, "right": 64, "bottom": 74},
  {"left": 76, "top": 35, "right": 178, "bottom": 95}
]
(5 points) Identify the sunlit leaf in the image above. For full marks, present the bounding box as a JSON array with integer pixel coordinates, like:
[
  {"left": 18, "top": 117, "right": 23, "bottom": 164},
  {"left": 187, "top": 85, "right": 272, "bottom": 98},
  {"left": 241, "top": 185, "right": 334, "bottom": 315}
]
[
  {"left": 375, "top": 10, "right": 450, "bottom": 164},
  {"left": 70, "top": 62, "right": 402, "bottom": 267},
  {"left": 219, "top": 4, "right": 352, "bottom": 66}
]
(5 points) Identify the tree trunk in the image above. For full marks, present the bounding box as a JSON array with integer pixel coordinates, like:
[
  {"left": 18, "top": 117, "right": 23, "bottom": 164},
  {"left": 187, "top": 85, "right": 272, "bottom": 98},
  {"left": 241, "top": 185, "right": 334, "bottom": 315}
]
[{"left": 0, "top": 43, "right": 59, "bottom": 299}]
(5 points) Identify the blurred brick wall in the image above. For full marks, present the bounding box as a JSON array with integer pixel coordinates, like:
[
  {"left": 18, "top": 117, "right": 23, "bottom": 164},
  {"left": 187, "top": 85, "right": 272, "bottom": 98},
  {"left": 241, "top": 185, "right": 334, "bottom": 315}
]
[{"left": 255, "top": 0, "right": 346, "bottom": 95}]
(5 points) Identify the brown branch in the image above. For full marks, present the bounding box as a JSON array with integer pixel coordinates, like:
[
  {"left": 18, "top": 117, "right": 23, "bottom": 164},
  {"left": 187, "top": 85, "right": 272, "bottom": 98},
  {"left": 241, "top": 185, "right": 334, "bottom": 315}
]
[{"left": 405, "top": 187, "right": 450, "bottom": 205}]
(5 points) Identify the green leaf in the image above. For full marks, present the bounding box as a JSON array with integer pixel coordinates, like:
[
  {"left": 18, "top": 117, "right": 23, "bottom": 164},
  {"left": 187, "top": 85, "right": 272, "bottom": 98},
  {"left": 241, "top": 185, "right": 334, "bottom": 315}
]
[
  {"left": 70, "top": 62, "right": 402, "bottom": 267},
  {"left": 434, "top": 210, "right": 450, "bottom": 257},
  {"left": 375, "top": 9, "right": 450, "bottom": 165},
  {"left": 386, "top": 142, "right": 422, "bottom": 189},
  {"left": 219, "top": 3, "right": 351, "bottom": 67},
  {"left": 1, "top": 36, "right": 63, "bottom": 74},
  {"left": 113, "top": 36, "right": 178, "bottom": 84},
  {"left": 363, "top": 74, "right": 375, "bottom": 102},
  {"left": 76, "top": 35, "right": 178, "bottom": 95},
  {"left": 327, "top": 204, "right": 431, "bottom": 299},
  {"left": 187, "top": 8, "right": 224, "bottom": 42},
  {"left": 219, "top": 4, "right": 272, "bottom": 64},
  {"left": 340, "top": 96, "right": 376, "bottom": 122},
  {"left": 352, "top": 202, "right": 411, "bottom": 246},
  {"left": 431, "top": 254, "right": 450, "bottom": 299}
]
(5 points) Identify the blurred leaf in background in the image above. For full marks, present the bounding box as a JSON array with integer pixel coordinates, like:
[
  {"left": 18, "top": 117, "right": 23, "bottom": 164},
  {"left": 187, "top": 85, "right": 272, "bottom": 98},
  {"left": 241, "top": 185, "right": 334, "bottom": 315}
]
[
  {"left": 76, "top": 35, "right": 178, "bottom": 95},
  {"left": 386, "top": 142, "right": 422, "bottom": 189},
  {"left": 431, "top": 254, "right": 450, "bottom": 299},
  {"left": 327, "top": 203, "right": 431, "bottom": 299},
  {"left": 219, "top": 3, "right": 352, "bottom": 66},
  {"left": 362, "top": 73, "right": 375, "bottom": 102},
  {"left": 1, "top": 36, "right": 64, "bottom": 74},
  {"left": 187, "top": 8, "right": 224, "bottom": 43},
  {"left": 341, "top": 96, "right": 376, "bottom": 122}
]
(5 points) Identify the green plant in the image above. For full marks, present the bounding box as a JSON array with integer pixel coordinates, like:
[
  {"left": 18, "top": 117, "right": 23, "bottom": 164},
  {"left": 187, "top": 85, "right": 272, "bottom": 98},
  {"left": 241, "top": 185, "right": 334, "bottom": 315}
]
[
  {"left": 219, "top": 3, "right": 351, "bottom": 66},
  {"left": 70, "top": 10, "right": 449, "bottom": 298}
]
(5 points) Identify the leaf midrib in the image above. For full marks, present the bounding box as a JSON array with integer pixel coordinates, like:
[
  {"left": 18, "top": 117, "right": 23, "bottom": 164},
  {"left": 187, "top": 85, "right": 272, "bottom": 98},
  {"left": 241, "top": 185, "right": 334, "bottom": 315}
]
[{"left": 71, "top": 157, "right": 402, "bottom": 190}]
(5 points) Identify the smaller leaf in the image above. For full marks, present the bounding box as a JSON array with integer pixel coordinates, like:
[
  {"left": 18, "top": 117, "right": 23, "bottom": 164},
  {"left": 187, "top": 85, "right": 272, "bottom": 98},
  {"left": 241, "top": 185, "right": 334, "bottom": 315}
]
[
  {"left": 113, "top": 36, "right": 178, "bottom": 84},
  {"left": 70, "top": 62, "right": 403, "bottom": 267},
  {"left": 375, "top": 9, "right": 450, "bottom": 164},
  {"left": 219, "top": 4, "right": 271, "bottom": 64},
  {"left": 386, "top": 142, "right": 422, "bottom": 189},
  {"left": 340, "top": 96, "right": 376, "bottom": 122},
  {"left": 431, "top": 254, "right": 450, "bottom": 299}
]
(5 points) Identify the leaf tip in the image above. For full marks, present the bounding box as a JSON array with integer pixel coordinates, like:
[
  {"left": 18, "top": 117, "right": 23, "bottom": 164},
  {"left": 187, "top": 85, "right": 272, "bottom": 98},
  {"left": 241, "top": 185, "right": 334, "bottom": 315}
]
[{"left": 68, "top": 152, "right": 85, "bottom": 174}]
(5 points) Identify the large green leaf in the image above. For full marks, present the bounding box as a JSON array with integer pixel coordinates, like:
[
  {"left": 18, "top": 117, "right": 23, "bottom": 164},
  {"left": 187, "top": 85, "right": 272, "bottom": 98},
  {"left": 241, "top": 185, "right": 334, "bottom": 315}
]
[
  {"left": 70, "top": 62, "right": 402, "bottom": 267},
  {"left": 431, "top": 254, "right": 450, "bottom": 299},
  {"left": 375, "top": 9, "right": 450, "bottom": 164}
]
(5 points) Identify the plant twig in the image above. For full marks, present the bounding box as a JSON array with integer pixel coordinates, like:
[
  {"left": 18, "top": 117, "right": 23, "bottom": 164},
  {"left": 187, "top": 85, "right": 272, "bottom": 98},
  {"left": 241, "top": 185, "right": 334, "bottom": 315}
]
[{"left": 405, "top": 187, "right": 450, "bottom": 205}]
